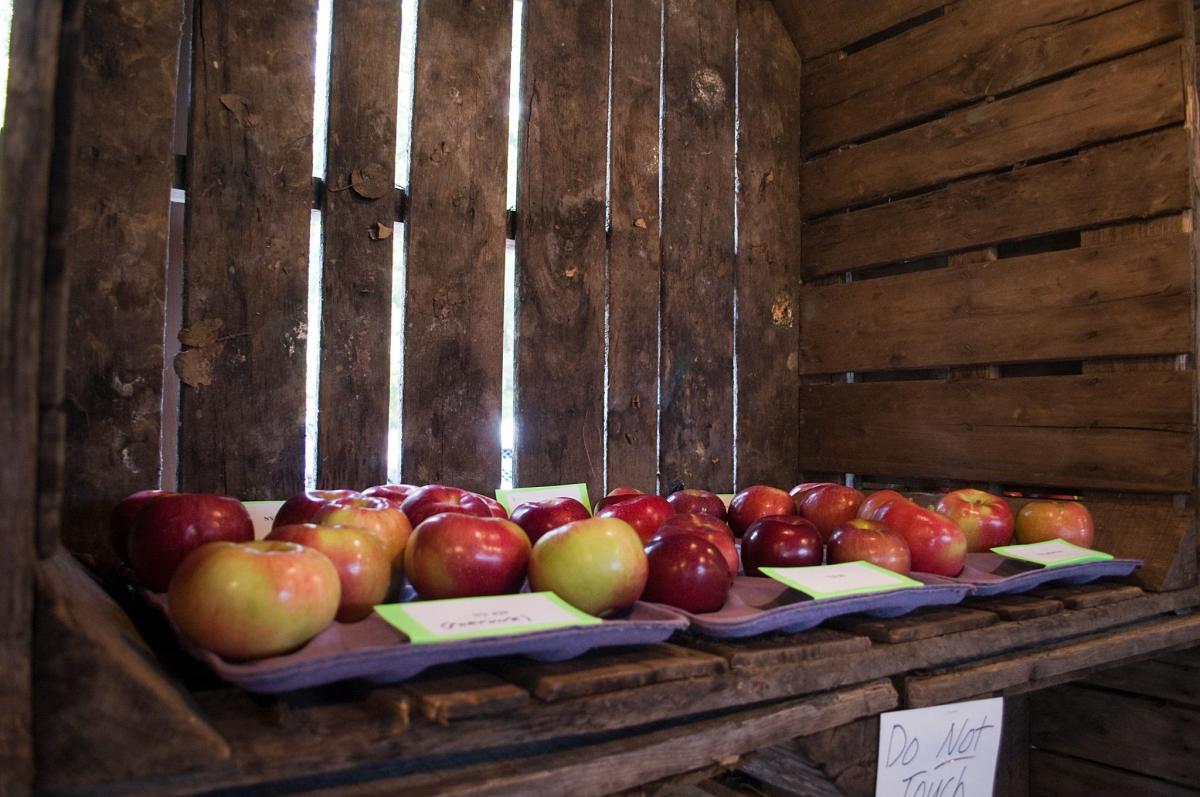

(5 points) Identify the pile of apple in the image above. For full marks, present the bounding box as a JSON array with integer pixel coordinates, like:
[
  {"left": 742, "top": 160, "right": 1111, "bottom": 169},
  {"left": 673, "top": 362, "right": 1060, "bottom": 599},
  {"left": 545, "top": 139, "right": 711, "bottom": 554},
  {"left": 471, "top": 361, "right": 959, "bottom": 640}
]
[{"left": 109, "top": 480, "right": 1095, "bottom": 662}]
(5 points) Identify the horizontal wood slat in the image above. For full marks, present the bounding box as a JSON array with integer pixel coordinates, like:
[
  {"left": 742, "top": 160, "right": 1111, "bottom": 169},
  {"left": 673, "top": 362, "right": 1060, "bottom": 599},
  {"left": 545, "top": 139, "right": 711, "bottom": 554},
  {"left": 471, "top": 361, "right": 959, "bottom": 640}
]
[
  {"left": 799, "top": 234, "right": 1194, "bottom": 373},
  {"left": 803, "top": 42, "right": 1187, "bottom": 216},
  {"left": 797, "top": 372, "right": 1195, "bottom": 492},
  {"left": 1031, "top": 750, "right": 1200, "bottom": 797},
  {"left": 801, "top": 0, "right": 1181, "bottom": 155},
  {"left": 802, "top": 126, "right": 1191, "bottom": 277},
  {"left": 401, "top": 0, "right": 512, "bottom": 493},
  {"left": 770, "top": 0, "right": 945, "bottom": 60}
]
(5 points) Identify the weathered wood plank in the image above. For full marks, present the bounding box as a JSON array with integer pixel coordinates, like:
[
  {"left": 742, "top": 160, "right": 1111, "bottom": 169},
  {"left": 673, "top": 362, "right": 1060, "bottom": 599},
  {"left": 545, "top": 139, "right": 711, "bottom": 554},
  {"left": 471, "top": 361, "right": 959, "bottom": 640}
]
[
  {"left": 1084, "top": 653, "right": 1200, "bottom": 706},
  {"left": 798, "top": 372, "right": 1195, "bottom": 493},
  {"left": 606, "top": 0, "right": 663, "bottom": 494},
  {"left": 903, "top": 612, "right": 1200, "bottom": 707},
  {"left": 0, "top": 0, "right": 63, "bottom": 788},
  {"left": 1031, "top": 750, "right": 1200, "bottom": 797},
  {"left": 33, "top": 552, "right": 231, "bottom": 792},
  {"left": 799, "top": 234, "right": 1194, "bottom": 374},
  {"left": 738, "top": 744, "right": 845, "bottom": 797},
  {"left": 1029, "top": 583, "right": 1144, "bottom": 610},
  {"left": 793, "top": 717, "right": 879, "bottom": 797},
  {"left": 514, "top": 0, "right": 609, "bottom": 498},
  {"left": 1032, "top": 684, "right": 1200, "bottom": 788},
  {"left": 831, "top": 606, "right": 997, "bottom": 644},
  {"left": 660, "top": 0, "right": 736, "bottom": 492},
  {"left": 402, "top": 0, "right": 512, "bottom": 493},
  {"left": 965, "top": 594, "right": 1063, "bottom": 621},
  {"left": 316, "top": 0, "right": 403, "bottom": 489},
  {"left": 180, "top": 0, "right": 316, "bottom": 497},
  {"left": 735, "top": 0, "right": 802, "bottom": 489},
  {"left": 802, "top": 0, "right": 1181, "bottom": 154},
  {"left": 770, "top": 0, "right": 945, "bottom": 60},
  {"left": 682, "top": 627, "right": 872, "bottom": 669},
  {"left": 802, "top": 126, "right": 1191, "bottom": 277},
  {"left": 804, "top": 42, "right": 1187, "bottom": 216},
  {"left": 401, "top": 665, "right": 529, "bottom": 724}
]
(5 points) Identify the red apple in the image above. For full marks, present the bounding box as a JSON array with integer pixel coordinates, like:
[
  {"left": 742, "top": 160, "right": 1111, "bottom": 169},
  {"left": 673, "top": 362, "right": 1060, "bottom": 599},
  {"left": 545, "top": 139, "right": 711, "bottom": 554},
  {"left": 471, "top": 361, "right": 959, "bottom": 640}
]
[
  {"left": 168, "top": 540, "right": 340, "bottom": 660},
  {"left": 741, "top": 515, "right": 824, "bottom": 576},
  {"left": 727, "top": 485, "right": 795, "bottom": 536},
  {"left": 362, "top": 483, "right": 419, "bottom": 507},
  {"left": 274, "top": 489, "right": 360, "bottom": 528},
  {"left": 648, "top": 514, "right": 739, "bottom": 580},
  {"left": 789, "top": 482, "right": 836, "bottom": 510},
  {"left": 642, "top": 535, "right": 731, "bottom": 613},
  {"left": 511, "top": 497, "right": 592, "bottom": 545},
  {"left": 110, "top": 489, "right": 175, "bottom": 563},
  {"left": 859, "top": 489, "right": 906, "bottom": 520},
  {"left": 799, "top": 485, "right": 866, "bottom": 542},
  {"left": 827, "top": 518, "right": 911, "bottom": 575},
  {"left": 128, "top": 493, "right": 255, "bottom": 591},
  {"left": 1015, "top": 501, "right": 1095, "bottom": 547},
  {"left": 267, "top": 524, "right": 390, "bottom": 622},
  {"left": 476, "top": 493, "right": 510, "bottom": 519},
  {"left": 936, "top": 489, "right": 1015, "bottom": 552},
  {"left": 596, "top": 494, "right": 675, "bottom": 544},
  {"left": 874, "top": 499, "right": 967, "bottom": 577},
  {"left": 315, "top": 496, "right": 412, "bottom": 565},
  {"left": 400, "top": 484, "right": 492, "bottom": 527},
  {"left": 593, "top": 487, "right": 645, "bottom": 514},
  {"left": 666, "top": 489, "right": 727, "bottom": 520},
  {"left": 528, "top": 517, "right": 648, "bottom": 616},
  {"left": 403, "top": 513, "right": 531, "bottom": 599}
]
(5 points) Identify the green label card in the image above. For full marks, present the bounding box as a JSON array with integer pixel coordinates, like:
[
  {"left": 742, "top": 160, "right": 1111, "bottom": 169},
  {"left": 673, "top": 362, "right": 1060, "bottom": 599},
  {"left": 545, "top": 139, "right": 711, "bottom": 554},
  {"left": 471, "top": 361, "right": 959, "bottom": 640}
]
[
  {"left": 375, "top": 592, "right": 601, "bottom": 644},
  {"left": 759, "top": 561, "right": 922, "bottom": 600},
  {"left": 241, "top": 500, "right": 284, "bottom": 540},
  {"left": 495, "top": 483, "right": 591, "bottom": 515},
  {"left": 991, "top": 539, "right": 1113, "bottom": 569}
]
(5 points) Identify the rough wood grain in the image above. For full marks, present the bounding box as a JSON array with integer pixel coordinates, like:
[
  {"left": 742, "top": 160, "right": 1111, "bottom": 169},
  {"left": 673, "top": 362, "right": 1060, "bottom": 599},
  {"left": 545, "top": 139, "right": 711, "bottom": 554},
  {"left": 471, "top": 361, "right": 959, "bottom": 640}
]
[
  {"left": 803, "top": 126, "right": 1192, "bottom": 277},
  {"left": 33, "top": 552, "right": 230, "bottom": 792},
  {"left": 803, "top": 42, "right": 1187, "bottom": 216},
  {"left": 735, "top": 0, "right": 802, "bottom": 489},
  {"left": 995, "top": 694, "right": 1030, "bottom": 797},
  {"left": 660, "top": 0, "right": 736, "bottom": 492},
  {"left": 606, "top": 0, "right": 663, "bottom": 494},
  {"left": 831, "top": 606, "right": 997, "bottom": 644},
  {"left": 401, "top": 665, "right": 529, "bottom": 724},
  {"left": 316, "top": 0, "right": 403, "bottom": 489},
  {"left": 770, "top": 0, "right": 945, "bottom": 60},
  {"left": 514, "top": 0, "right": 609, "bottom": 498},
  {"left": 180, "top": 0, "right": 316, "bottom": 497},
  {"left": 402, "top": 0, "right": 512, "bottom": 493},
  {"left": 1029, "top": 583, "right": 1144, "bottom": 609},
  {"left": 1032, "top": 684, "right": 1200, "bottom": 788},
  {"left": 1084, "top": 653, "right": 1200, "bottom": 706},
  {"left": 1031, "top": 750, "right": 1200, "bottom": 797},
  {"left": 792, "top": 717, "right": 879, "bottom": 797},
  {"left": 737, "top": 744, "right": 845, "bottom": 797},
  {"left": 0, "top": 0, "right": 62, "bottom": 789},
  {"left": 965, "top": 594, "right": 1063, "bottom": 621},
  {"left": 799, "top": 234, "right": 1194, "bottom": 374},
  {"left": 682, "top": 627, "right": 871, "bottom": 669},
  {"left": 902, "top": 612, "right": 1200, "bottom": 707},
  {"left": 801, "top": 0, "right": 1181, "bottom": 154},
  {"left": 798, "top": 372, "right": 1195, "bottom": 493}
]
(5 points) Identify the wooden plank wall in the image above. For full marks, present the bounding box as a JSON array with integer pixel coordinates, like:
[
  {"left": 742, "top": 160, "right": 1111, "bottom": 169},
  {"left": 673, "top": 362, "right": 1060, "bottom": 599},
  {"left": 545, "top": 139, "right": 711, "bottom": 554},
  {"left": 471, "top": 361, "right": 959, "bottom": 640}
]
[
  {"left": 787, "top": 0, "right": 1199, "bottom": 590},
  {"left": 52, "top": 1, "right": 803, "bottom": 562}
]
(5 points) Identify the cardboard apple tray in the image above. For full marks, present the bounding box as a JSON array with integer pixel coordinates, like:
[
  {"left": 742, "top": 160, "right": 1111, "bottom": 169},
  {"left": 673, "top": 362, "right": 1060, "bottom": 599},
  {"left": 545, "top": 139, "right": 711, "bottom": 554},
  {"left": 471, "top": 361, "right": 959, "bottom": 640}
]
[
  {"left": 917, "top": 553, "right": 1142, "bottom": 597},
  {"left": 649, "top": 575, "right": 972, "bottom": 639},
  {"left": 143, "top": 592, "right": 687, "bottom": 694}
]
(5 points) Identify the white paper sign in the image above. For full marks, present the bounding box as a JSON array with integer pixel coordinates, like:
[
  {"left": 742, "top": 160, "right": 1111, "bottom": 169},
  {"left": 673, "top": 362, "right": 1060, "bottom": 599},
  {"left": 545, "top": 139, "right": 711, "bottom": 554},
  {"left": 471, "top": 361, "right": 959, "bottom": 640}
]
[
  {"left": 760, "top": 561, "right": 921, "bottom": 600},
  {"left": 374, "top": 591, "right": 600, "bottom": 643},
  {"left": 876, "top": 697, "right": 1004, "bottom": 797},
  {"left": 242, "top": 500, "right": 284, "bottom": 540}
]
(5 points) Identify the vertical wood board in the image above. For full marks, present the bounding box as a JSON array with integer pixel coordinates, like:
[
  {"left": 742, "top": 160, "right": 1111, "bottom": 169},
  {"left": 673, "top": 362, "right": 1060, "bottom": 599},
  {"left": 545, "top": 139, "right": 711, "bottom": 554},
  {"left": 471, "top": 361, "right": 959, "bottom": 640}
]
[
  {"left": 660, "top": 0, "right": 736, "bottom": 492},
  {"left": 734, "top": 0, "right": 801, "bottom": 489},
  {"left": 770, "top": 0, "right": 945, "bottom": 60},
  {"left": 58, "top": 0, "right": 182, "bottom": 566},
  {"left": 316, "top": 0, "right": 403, "bottom": 489},
  {"left": 514, "top": 0, "right": 609, "bottom": 497},
  {"left": 606, "top": 0, "right": 662, "bottom": 494},
  {"left": 402, "top": 0, "right": 512, "bottom": 494},
  {"left": 181, "top": 0, "right": 317, "bottom": 498}
]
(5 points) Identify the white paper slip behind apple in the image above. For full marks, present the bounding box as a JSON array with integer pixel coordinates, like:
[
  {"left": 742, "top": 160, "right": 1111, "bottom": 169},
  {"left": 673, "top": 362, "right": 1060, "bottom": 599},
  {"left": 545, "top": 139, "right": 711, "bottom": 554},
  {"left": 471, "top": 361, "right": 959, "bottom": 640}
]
[
  {"left": 495, "top": 483, "right": 591, "bottom": 515},
  {"left": 991, "top": 539, "right": 1114, "bottom": 568},
  {"left": 375, "top": 592, "right": 601, "bottom": 644},
  {"left": 758, "top": 561, "right": 922, "bottom": 600},
  {"left": 242, "top": 500, "right": 285, "bottom": 540},
  {"left": 876, "top": 697, "right": 1004, "bottom": 797}
]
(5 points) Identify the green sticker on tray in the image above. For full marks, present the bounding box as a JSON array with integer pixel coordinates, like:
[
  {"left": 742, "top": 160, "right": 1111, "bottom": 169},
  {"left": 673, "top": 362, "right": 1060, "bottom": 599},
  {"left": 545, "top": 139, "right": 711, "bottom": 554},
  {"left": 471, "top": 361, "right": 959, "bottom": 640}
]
[
  {"left": 374, "top": 592, "right": 601, "bottom": 644},
  {"left": 991, "top": 539, "right": 1113, "bottom": 569},
  {"left": 494, "top": 483, "right": 591, "bottom": 514},
  {"left": 759, "top": 561, "right": 922, "bottom": 600}
]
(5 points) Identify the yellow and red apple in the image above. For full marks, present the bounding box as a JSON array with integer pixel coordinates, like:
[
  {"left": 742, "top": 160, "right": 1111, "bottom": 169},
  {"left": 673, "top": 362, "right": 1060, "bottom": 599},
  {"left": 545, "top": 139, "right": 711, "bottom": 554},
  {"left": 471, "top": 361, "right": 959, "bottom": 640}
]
[
  {"left": 267, "top": 524, "right": 390, "bottom": 622},
  {"left": 528, "top": 517, "right": 648, "bottom": 616},
  {"left": 936, "top": 489, "right": 1014, "bottom": 552},
  {"left": 1015, "top": 500, "right": 1095, "bottom": 547},
  {"left": 403, "top": 513, "right": 531, "bottom": 599}
]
